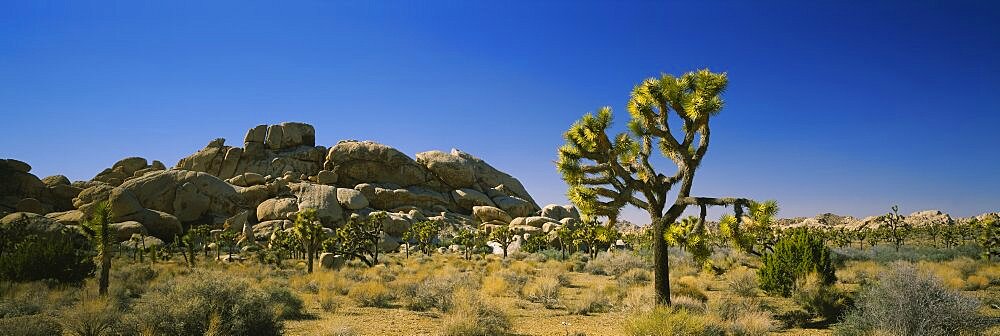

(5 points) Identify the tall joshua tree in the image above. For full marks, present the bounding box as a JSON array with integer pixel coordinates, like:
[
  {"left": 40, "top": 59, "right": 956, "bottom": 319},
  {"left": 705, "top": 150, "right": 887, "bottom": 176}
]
[
  {"left": 557, "top": 69, "right": 751, "bottom": 306},
  {"left": 85, "top": 201, "right": 114, "bottom": 296}
]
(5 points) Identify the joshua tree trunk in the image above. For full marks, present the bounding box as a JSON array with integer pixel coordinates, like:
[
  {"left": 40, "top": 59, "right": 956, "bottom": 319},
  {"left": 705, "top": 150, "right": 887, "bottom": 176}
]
[{"left": 306, "top": 244, "right": 314, "bottom": 273}]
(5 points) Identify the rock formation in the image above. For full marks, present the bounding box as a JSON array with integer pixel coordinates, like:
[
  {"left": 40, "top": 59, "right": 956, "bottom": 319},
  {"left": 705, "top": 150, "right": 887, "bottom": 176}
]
[{"left": 4, "top": 122, "right": 545, "bottom": 251}]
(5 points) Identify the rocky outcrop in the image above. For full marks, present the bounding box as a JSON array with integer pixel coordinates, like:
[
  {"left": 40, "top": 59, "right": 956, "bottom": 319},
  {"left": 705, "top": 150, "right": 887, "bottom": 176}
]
[
  {"left": 0, "top": 159, "right": 80, "bottom": 215},
  {"left": 6, "top": 122, "right": 543, "bottom": 256},
  {"left": 177, "top": 122, "right": 326, "bottom": 181}
]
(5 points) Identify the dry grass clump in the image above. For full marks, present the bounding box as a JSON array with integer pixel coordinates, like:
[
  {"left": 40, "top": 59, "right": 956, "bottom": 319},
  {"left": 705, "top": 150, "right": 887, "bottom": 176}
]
[
  {"left": 481, "top": 274, "right": 509, "bottom": 297},
  {"left": 522, "top": 275, "right": 562, "bottom": 309},
  {"left": 670, "top": 295, "right": 707, "bottom": 313},
  {"left": 620, "top": 286, "right": 654, "bottom": 313},
  {"left": 395, "top": 268, "right": 475, "bottom": 312},
  {"left": 963, "top": 274, "right": 989, "bottom": 290},
  {"left": 726, "top": 266, "right": 759, "bottom": 297},
  {"left": 708, "top": 297, "right": 778, "bottom": 336},
  {"left": 623, "top": 306, "right": 725, "bottom": 336},
  {"left": 60, "top": 296, "right": 119, "bottom": 336},
  {"left": 837, "top": 260, "right": 881, "bottom": 284},
  {"left": 317, "top": 289, "right": 342, "bottom": 313},
  {"left": 567, "top": 285, "right": 614, "bottom": 315},
  {"left": 347, "top": 281, "right": 394, "bottom": 308},
  {"left": 442, "top": 289, "right": 513, "bottom": 336},
  {"left": 617, "top": 268, "right": 652, "bottom": 288},
  {"left": 727, "top": 310, "right": 779, "bottom": 336},
  {"left": 322, "top": 326, "right": 359, "bottom": 336}
]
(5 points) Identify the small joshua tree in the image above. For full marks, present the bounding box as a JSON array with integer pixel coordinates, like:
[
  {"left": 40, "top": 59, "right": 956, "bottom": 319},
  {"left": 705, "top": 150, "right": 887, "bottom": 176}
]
[
  {"left": 977, "top": 214, "right": 1000, "bottom": 261},
  {"left": 84, "top": 201, "right": 114, "bottom": 296},
  {"left": 327, "top": 212, "right": 386, "bottom": 266},
  {"left": 665, "top": 216, "right": 713, "bottom": 268},
  {"left": 879, "top": 205, "right": 909, "bottom": 252},
  {"left": 405, "top": 219, "right": 441, "bottom": 256},
  {"left": 718, "top": 200, "right": 780, "bottom": 256},
  {"left": 293, "top": 209, "right": 324, "bottom": 273},
  {"left": 453, "top": 227, "right": 486, "bottom": 260},
  {"left": 489, "top": 225, "right": 516, "bottom": 259}
]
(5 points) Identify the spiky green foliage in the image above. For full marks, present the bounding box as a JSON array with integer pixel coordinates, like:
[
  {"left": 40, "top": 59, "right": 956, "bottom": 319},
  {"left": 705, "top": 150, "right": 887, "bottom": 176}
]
[
  {"left": 574, "top": 218, "right": 617, "bottom": 258},
  {"left": 758, "top": 229, "right": 836, "bottom": 297},
  {"left": 665, "top": 216, "right": 713, "bottom": 268},
  {"left": 489, "top": 225, "right": 516, "bottom": 259},
  {"left": 452, "top": 227, "right": 487, "bottom": 260},
  {"left": 325, "top": 212, "right": 385, "bottom": 267},
  {"left": 293, "top": 209, "right": 324, "bottom": 273},
  {"left": 977, "top": 214, "right": 1000, "bottom": 261},
  {"left": 405, "top": 219, "right": 441, "bottom": 255},
  {"left": 85, "top": 201, "right": 114, "bottom": 295},
  {"left": 556, "top": 69, "right": 751, "bottom": 306},
  {"left": 718, "top": 200, "right": 780, "bottom": 256}
]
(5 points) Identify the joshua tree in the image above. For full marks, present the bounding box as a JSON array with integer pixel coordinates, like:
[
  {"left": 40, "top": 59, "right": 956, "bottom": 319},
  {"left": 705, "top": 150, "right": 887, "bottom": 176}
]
[
  {"left": 293, "top": 209, "right": 324, "bottom": 273},
  {"left": 878, "top": 205, "right": 909, "bottom": 252},
  {"left": 557, "top": 69, "right": 753, "bottom": 305},
  {"left": 977, "top": 215, "right": 1000, "bottom": 261},
  {"left": 326, "top": 212, "right": 386, "bottom": 266},
  {"left": 665, "top": 216, "right": 713, "bottom": 268},
  {"left": 453, "top": 227, "right": 486, "bottom": 260},
  {"left": 84, "top": 201, "right": 114, "bottom": 296},
  {"left": 718, "top": 200, "right": 780, "bottom": 257},
  {"left": 404, "top": 219, "right": 441, "bottom": 256},
  {"left": 489, "top": 225, "right": 516, "bottom": 259}
]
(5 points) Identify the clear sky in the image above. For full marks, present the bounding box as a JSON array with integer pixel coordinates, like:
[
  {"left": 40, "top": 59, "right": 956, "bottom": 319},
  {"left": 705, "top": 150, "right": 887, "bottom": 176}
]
[{"left": 3, "top": 1, "right": 998, "bottom": 222}]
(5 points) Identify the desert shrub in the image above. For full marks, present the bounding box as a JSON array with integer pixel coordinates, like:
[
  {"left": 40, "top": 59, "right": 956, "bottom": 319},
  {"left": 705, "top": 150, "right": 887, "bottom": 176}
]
[
  {"left": 318, "top": 289, "right": 342, "bottom": 313},
  {"left": 481, "top": 274, "right": 508, "bottom": 297},
  {"left": 522, "top": 275, "right": 561, "bottom": 308},
  {"left": 726, "top": 266, "right": 759, "bottom": 297},
  {"left": 0, "top": 222, "right": 95, "bottom": 284},
  {"left": 758, "top": 229, "right": 835, "bottom": 296},
  {"left": 442, "top": 289, "right": 512, "bottom": 336},
  {"left": 624, "top": 306, "right": 724, "bottom": 336},
  {"left": 964, "top": 274, "right": 989, "bottom": 290},
  {"left": 834, "top": 244, "right": 982, "bottom": 263},
  {"left": 60, "top": 296, "right": 119, "bottom": 336},
  {"left": 323, "top": 326, "right": 359, "bottom": 336},
  {"left": 398, "top": 272, "right": 473, "bottom": 312},
  {"left": 836, "top": 264, "right": 988, "bottom": 336},
  {"left": 129, "top": 271, "right": 288, "bottom": 336},
  {"left": 567, "top": 286, "right": 612, "bottom": 315},
  {"left": 619, "top": 286, "right": 653, "bottom": 313},
  {"left": 728, "top": 310, "right": 778, "bottom": 336},
  {"left": 671, "top": 282, "right": 707, "bottom": 303},
  {"left": 265, "top": 285, "right": 305, "bottom": 319},
  {"left": 497, "top": 268, "right": 530, "bottom": 295},
  {"left": 348, "top": 281, "right": 393, "bottom": 308},
  {"left": 617, "top": 268, "right": 652, "bottom": 288},
  {"left": 584, "top": 252, "right": 649, "bottom": 276},
  {"left": 710, "top": 297, "right": 762, "bottom": 322},
  {"left": 0, "top": 292, "right": 41, "bottom": 318},
  {"left": 0, "top": 314, "right": 63, "bottom": 336},
  {"left": 791, "top": 272, "right": 850, "bottom": 320},
  {"left": 670, "top": 295, "right": 706, "bottom": 313},
  {"left": 836, "top": 260, "right": 880, "bottom": 284}
]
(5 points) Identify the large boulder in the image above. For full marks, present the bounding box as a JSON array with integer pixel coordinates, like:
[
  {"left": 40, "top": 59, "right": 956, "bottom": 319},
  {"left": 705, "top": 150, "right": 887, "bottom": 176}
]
[
  {"left": 109, "top": 221, "right": 148, "bottom": 242},
  {"left": 451, "top": 188, "right": 494, "bottom": 212},
  {"left": 115, "top": 170, "right": 242, "bottom": 224},
  {"left": 336, "top": 188, "right": 369, "bottom": 210},
  {"left": 325, "top": 141, "right": 437, "bottom": 189},
  {"left": 177, "top": 123, "right": 325, "bottom": 180},
  {"left": 491, "top": 195, "right": 535, "bottom": 218},
  {"left": 368, "top": 185, "right": 451, "bottom": 211},
  {"left": 906, "top": 210, "right": 953, "bottom": 227},
  {"left": 540, "top": 204, "right": 581, "bottom": 221},
  {"left": 257, "top": 197, "right": 299, "bottom": 222},
  {"left": 415, "top": 150, "right": 476, "bottom": 188},
  {"left": 289, "top": 182, "right": 344, "bottom": 227},
  {"left": 0, "top": 212, "right": 88, "bottom": 247},
  {"left": 473, "top": 205, "right": 512, "bottom": 224}
]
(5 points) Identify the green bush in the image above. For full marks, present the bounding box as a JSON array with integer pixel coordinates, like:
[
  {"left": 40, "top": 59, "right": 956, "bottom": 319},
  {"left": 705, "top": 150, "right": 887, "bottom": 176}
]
[
  {"left": 129, "top": 271, "right": 289, "bottom": 336},
  {"left": 758, "top": 229, "right": 835, "bottom": 296},
  {"left": 0, "top": 315, "right": 63, "bottom": 336},
  {"left": 0, "top": 218, "right": 95, "bottom": 284},
  {"left": 836, "top": 263, "right": 988, "bottom": 336}
]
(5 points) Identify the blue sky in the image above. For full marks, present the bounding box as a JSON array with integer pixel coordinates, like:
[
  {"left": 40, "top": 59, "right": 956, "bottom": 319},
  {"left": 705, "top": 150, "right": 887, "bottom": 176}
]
[{"left": 2, "top": 1, "right": 998, "bottom": 221}]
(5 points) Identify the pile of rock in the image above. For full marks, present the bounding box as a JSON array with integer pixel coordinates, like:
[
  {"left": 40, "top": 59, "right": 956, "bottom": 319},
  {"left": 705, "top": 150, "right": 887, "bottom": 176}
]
[{"left": 5, "top": 122, "right": 546, "bottom": 252}]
